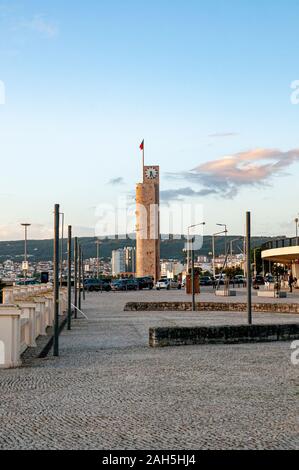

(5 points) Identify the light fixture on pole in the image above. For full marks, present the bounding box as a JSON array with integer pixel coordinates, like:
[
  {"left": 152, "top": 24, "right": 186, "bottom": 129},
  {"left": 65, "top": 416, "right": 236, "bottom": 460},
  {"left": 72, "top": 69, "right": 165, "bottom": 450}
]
[
  {"left": 21, "top": 223, "right": 31, "bottom": 283},
  {"left": 216, "top": 223, "right": 228, "bottom": 256},
  {"left": 212, "top": 229, "right": 227, "bottom": 278}
]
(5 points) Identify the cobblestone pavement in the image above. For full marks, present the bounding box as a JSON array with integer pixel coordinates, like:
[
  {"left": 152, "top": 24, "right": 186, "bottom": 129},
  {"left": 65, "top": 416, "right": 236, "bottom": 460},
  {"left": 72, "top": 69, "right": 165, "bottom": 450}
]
[{"left": 0, "top": 290, "right": 298, "bottom": 450}]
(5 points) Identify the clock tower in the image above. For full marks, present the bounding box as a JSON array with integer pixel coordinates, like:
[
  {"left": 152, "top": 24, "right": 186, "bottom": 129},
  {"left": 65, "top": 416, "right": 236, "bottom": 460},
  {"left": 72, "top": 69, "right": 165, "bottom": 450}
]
[{"left": 136, "top": 164, "right": 160, "bottom": 282}]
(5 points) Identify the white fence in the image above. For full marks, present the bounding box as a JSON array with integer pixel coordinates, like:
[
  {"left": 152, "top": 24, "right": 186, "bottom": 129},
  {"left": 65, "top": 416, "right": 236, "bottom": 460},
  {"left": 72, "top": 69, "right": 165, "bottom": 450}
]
[{"left": 0, "top": 285, "right": 67, "bottom": 369}]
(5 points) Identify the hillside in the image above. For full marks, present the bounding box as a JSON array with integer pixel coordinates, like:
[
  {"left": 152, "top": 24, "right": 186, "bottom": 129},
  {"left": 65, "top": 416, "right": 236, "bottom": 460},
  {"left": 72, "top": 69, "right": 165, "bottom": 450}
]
[{"left": 0, "top": 236, "right": 272, "bottom": 262}]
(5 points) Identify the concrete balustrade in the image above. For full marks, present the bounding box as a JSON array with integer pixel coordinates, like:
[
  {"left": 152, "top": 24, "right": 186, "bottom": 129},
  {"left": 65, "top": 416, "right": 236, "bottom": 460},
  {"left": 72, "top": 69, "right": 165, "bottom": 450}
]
[
  {"left": 32, "top": 298, "right": 47, "bottom": 336},
  {"left": 19, "top": 303, "right": 37, "bottom": 348},
  {"left": 2, "top": 287, "right": 14, "bottom": 305},
  {"left": 0, "top": 306, "right": 22, "bottom": 369},
  {"left": 0, "top": 284, "right": 68, "bottom": 369}
]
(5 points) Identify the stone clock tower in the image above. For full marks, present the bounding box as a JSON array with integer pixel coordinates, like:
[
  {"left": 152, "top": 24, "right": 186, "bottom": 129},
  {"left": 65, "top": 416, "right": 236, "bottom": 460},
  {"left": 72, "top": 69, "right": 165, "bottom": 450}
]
[{"left": 136, "top": 165, "right": 160, "bottom": 282}]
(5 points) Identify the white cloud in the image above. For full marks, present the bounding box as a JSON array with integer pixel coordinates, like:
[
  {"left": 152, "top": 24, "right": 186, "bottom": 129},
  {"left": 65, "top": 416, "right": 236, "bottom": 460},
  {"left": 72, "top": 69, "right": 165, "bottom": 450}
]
[
  {"left": 24, "top": 14, "right": 58, "bottom": 38},
  {"left": 167, "top": 148, "right": 299, "bottom": 199}
]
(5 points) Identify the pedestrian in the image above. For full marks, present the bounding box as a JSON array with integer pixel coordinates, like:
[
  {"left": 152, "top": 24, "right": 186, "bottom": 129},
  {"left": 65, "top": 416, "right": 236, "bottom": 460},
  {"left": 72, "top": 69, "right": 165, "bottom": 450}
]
[{"left": 288, "top": 272, "right": 294, "bottom": 293}]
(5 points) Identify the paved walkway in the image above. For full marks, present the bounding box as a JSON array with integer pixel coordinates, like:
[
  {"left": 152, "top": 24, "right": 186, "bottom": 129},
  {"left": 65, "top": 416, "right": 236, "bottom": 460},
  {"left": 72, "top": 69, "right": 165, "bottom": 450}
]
[{"left": 0, "top": 290, "right": 298, "bottom": 450}]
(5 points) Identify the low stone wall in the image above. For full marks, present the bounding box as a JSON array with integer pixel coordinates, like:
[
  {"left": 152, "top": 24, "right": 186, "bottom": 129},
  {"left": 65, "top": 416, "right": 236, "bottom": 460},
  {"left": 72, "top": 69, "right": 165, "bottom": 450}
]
[
  {"left": 124, "top": 301, "right": 299, "bottom": 314},
  {"left": 149, "top": 323, "right": 299, "bottom": 348}
]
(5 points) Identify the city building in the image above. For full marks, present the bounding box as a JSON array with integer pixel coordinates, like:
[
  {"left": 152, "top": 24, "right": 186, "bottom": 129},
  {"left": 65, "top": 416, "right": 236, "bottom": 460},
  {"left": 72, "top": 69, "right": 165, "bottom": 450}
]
[
  {"left": 160, "top": 259, "right": 184, "bottom": 279},
  {"left": 111, "top": 247, "right": 136, "bottom": 276}
]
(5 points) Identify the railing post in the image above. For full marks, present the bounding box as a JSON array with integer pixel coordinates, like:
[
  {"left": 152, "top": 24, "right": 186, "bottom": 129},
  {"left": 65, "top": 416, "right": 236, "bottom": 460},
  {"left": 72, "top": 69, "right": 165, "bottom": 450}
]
[
  {"left": 67, "top": 226, "right": 72, "bottom": 330},
  {"left": 246, "top": 211, "right": 252, "bottom": 325},
  {"left": 74, "top": 237, "right": 78, "bottom": 319},
  {"left": 53, "top": 204, "right": 60, "bottom": 357},
  {"left": 0, "top": 307, "right": 22, "bottom": 369}
]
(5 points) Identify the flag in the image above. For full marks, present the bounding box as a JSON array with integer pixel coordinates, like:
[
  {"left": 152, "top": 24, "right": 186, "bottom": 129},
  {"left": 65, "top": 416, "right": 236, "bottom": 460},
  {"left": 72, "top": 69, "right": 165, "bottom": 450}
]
[{"left": 139, "top": 140, "right": 144, "bottom": 151}]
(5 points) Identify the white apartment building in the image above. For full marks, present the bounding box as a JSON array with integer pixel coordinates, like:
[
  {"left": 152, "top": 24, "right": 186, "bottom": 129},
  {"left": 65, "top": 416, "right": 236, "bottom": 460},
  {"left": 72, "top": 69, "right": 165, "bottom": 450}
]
[
  {"left": 111, "top": 247, "right": 136, "bottom": 276},
  {"left": 160, "top": 260, "right": 184, "bottom": 279}
]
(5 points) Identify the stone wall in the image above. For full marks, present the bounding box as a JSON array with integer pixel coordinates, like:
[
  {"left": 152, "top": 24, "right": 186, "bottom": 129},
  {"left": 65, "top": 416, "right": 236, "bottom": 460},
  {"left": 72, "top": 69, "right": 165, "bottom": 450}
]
[
  {"left": 125, "top": 301, "right": 299, "bottom": 314},
  {"left": 149, "top": 323, "right": 299, "bottom": 348}
]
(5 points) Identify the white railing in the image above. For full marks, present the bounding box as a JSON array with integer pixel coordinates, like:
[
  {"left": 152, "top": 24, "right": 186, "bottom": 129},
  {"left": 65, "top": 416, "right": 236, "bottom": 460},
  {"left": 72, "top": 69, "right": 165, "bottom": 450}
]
[{"left": 0, "top": 285, "right": 68, "bottom": 369}]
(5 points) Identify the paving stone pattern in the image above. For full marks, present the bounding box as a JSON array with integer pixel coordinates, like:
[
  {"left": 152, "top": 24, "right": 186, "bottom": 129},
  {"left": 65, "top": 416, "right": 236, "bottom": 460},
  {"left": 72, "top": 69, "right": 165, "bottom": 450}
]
[{"left": 0, "top": 289, "right": 298, "bottom": 450}]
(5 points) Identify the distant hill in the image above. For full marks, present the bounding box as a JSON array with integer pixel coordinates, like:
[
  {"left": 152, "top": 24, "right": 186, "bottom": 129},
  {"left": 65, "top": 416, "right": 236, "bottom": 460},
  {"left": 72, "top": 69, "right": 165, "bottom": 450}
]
[{"left": 0, "top": 235, "right": 273, "bottom": 262}]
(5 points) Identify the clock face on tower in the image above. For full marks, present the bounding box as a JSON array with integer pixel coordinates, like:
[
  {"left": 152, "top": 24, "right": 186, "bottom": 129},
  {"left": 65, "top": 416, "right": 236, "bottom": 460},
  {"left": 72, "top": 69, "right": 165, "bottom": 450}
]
[{"left": 144, "top": 166, "right": 159, "bottom": 182}]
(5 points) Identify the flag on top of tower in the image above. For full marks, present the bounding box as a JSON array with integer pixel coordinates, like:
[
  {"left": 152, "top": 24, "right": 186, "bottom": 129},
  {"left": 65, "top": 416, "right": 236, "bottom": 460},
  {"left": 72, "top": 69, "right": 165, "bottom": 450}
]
[{"left": 139, "top": 140, "right": 144, "bottom": 151}]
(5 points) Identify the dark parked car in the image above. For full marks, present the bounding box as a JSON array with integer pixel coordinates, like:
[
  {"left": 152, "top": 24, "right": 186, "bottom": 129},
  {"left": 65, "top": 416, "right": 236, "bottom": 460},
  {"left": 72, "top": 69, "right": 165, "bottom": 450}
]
[
  {"left": 111, "top": 279, "right": 138, "bottom": 291},
  {"left": 84, "top": 278, "right": 111, "bottom": 292},
  {"left": 136, "top": 276, "right": 154, "bottom": 290},
  {"left": 253, "top": 275, "right": 265, "bottom": 286},
  {"left": 200, "top": 276, "right": 213, "bottom": 286}
]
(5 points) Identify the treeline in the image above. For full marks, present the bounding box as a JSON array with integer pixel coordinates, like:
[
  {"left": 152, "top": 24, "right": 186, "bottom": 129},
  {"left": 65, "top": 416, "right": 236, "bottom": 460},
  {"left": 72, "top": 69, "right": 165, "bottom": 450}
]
[{"left": 0, "top": 235, "right": 272, "bottom": 262}]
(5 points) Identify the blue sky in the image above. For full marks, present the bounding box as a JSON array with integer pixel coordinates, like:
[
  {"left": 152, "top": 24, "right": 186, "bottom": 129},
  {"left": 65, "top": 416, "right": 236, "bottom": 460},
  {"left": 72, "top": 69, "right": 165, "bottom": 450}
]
[{"left": 1, "top": 0, "right": 299, "bottom": 239}]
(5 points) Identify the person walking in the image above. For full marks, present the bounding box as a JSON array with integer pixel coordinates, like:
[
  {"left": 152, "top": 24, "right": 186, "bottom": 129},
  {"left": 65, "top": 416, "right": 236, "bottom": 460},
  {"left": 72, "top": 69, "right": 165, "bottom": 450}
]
[{"left": 288, "top": 272, "right": 294, "bottom": 293}]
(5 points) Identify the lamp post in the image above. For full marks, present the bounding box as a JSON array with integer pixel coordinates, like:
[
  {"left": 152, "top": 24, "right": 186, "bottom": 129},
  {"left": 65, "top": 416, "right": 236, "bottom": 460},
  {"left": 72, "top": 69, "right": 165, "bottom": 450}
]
[
  {"left": 216, "top": 223, "right": 228, "bottom": 256},
  {"left": 212, "top": 229, "right": 227, "bottom": 278},
  {"left": 295, "top": 217, "right": 299, "bottom": 244},
  {"left": 95, "top": 239, "right": 101, "bottom": 279},
  {"left": 229, "top": 237, "right": 243, "bottom": 268},
  {"left": 188, "top": 222, "right": 205, "bottom": 311},
  {"left": 21, "top": 223, "right": 31, "bottom": 283}
]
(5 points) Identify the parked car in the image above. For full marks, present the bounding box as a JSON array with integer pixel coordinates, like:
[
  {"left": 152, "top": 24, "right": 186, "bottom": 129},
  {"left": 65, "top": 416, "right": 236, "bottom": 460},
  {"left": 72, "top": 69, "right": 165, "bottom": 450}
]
[
  {"left": 136, "top": 276, "right": 154, "bottom": 290},
  {"left": 200, "top": 276, "right": 213, "bottom": 286},
  {"left": 232, "top": 275, "right": 246, "bottom": 285},
  {"left": 84, "top": 278, "right": 111, "bottom": 292},
  {"left": 169, "top": 279, "right": 181, "bottom": 289},
  {"left": 214, "top": 274, "right": 226, "bottom": 285},
  {"left": 156, "top": 279, "right": 170, "bottom": 290},
  {"left": 156, "top": 278, "right": 181, "bottom": 290},
  {"left": 111, "top": 279, "right": 138, "bottom": 291},
  {"left": 253, "top": 275, "right": 265, "bottom": 286}
]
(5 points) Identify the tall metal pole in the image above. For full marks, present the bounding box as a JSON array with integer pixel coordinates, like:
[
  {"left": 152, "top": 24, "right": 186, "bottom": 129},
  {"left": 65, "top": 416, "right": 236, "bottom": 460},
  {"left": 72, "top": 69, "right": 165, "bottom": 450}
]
[
  {"left": 67, "top": 225, "right": 72, "bottom": 331},
  {"left": 74, "top": 237, "right": 78, "bottom": 319},
  {"left": 60, "top": 212, "right": 64, "bottom": 287},
  {"left": 212, "top": 235, "right": 216, "bottom": 277},
  {"left": 96, "top": 239, "right": 101, "bottom": 278},
  {"left": 82, "top": 249, "right": 86, "bottom": 301},
  {"left": 246, "top": 211, "right": 252, "bottom": 325},
  {"left": 53, "top": 204, "right": 60, "bottom": 356},
  {"left": 191, "top": 241, "right": 195, "bottom": 311},
  {"left": 78, "top": 244, "right": 82, "bottom": 311}
]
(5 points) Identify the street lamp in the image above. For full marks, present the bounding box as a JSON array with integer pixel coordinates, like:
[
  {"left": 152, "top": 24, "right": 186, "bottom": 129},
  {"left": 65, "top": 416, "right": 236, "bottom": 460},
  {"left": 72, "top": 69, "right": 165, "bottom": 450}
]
[
  {"left": 216, "top": 223, "right": 228, "bottom": 256},
  {"left": 187, "top": 222, "right": 206, "bottom": 273},
  {"left": 187, "top": 222, "right": 205, "bottom": 311},
  {"left": 95, "top": 239, "right": 101, "bottom": 279},
  {"left": 21, "top": 223, "right": 31, "bottom": 283},
  {"left": 212, "top": 229, "right": 227, "bottom": 278}
]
